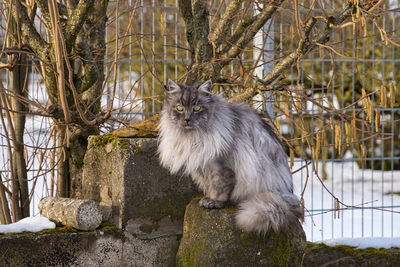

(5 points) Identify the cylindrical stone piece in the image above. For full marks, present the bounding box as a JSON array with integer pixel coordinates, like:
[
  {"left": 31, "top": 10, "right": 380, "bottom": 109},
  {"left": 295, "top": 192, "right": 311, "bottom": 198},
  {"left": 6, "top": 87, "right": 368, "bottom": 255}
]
[{"left": 39, "top": 197, "right": 102, "bottom": 231}]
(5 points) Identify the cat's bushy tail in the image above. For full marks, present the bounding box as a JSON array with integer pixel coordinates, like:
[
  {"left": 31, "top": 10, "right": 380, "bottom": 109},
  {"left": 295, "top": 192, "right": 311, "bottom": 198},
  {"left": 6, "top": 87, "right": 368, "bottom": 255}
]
[{"left": 235, "top": 191, "right": 304, "bottom": 234}]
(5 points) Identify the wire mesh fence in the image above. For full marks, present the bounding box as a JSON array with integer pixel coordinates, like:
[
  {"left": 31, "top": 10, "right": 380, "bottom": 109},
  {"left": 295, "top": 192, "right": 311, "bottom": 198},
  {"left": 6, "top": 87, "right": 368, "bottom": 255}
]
[
  {"left": 277, "top": 2, "right": 400, "bottom": 241},
  {"left": 0, "top": 0, "right": 399, "bottom": 241}
]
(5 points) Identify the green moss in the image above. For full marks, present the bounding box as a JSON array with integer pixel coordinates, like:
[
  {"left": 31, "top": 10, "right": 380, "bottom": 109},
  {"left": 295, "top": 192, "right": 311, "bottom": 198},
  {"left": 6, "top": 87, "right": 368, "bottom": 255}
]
[
  {"left": 266, "top": 231, "right": 291, "bottom": 266},
  {"left": 222, "top": 205, "right": 237, "bottom": 212},
  {"left": 111, "top": 139, "right": 118, "bottom": 148},
  {"left": 237, "top": 230, "right": 292, "bottom": 266},
  {"left": 136, "top": 129, "right": 158, "bottom": 138},
  {"left": 0, "top": 222, "right": 122, "bottom": 239},
  {"left": 177, "top": 199, "right": 208, "bottom": 267},
  {"left": 305, "top": 242, "right": 400, "bottom": 266},
  {"left": 98, "top": 221, "right": 123, "bottom": 237},
  {"left": 0, "top": 225, "right": 78, "bottom": 238},
  {"left": 91, "top": 134, "right": 129, "bottom": 149},
  {"left": 177, "top": 233, "right": 206, "bottom": 267},
  {"left": 100, "top": 0, "right": 108, "bottom": 8},
  {"left": 134, "top": 146, "right": 142, "bottom": 153},
  {"left": 344, "top": 242, "right": 398, "bottom": 257},
  {"left": 98, "top": 221, "right": 117, "bottom": 230},
  {"left": 91, "top": 133, "right": 118, "bottom": 147},
  {"left": 119, "top": 139, "right": 129, "bottom": 149},
  {"left": 111, "top": 139, "right": 129, "bottom": 149},
  {"left": 177, "top": 198, "right": 306, "bottom": 267}
]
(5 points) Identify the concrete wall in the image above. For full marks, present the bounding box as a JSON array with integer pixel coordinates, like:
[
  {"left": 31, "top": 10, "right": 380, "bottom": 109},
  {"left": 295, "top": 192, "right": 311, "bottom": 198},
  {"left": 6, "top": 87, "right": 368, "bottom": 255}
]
[
  {"left": 0, "top": 228, "right": 179, "bottom": 266},
  {"left": 2, "top": 137, "right": 399, "bottom": 266}
]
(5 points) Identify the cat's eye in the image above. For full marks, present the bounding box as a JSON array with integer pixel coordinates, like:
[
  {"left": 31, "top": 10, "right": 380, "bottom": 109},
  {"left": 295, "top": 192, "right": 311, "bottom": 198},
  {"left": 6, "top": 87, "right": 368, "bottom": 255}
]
[
  {"left": 193, "top": 105, "right": 201, "bottom": 112},
  {"left": 176, "top": 105, "right": 184, "bottom": 111}
]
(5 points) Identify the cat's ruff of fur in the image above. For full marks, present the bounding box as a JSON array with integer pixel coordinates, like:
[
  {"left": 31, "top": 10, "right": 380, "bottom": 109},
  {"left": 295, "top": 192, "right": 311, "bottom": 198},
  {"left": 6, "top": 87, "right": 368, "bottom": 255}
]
[{"left": 158, "top": 79, "right": 303, "bottom": 234}]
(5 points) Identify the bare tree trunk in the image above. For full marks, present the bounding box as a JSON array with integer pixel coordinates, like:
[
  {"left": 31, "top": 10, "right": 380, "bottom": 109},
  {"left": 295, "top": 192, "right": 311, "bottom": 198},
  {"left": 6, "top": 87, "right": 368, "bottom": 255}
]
[
  {"left": 56, "top": 126, "right": 69, "bottom": 197},
  {"left": 0, "top": 92, "right": 21, "bottom": 222},
  {"left": 0, "top": 181, "right": 11, "bottom": 224},
  {"left": 9, "top": 56, "right": 30, "bottom": 218},
  {"left": 178, "top": 0, "right": 285, "bottom": 86},
  {"left": 7, "top": 13, "right": 30, "bottom": 219},
  {"left": 178, "top": 0, "right": 213, "bottom": 85},
  {"left": 67, "top": 2, "right": 107, "bottom": 198}
]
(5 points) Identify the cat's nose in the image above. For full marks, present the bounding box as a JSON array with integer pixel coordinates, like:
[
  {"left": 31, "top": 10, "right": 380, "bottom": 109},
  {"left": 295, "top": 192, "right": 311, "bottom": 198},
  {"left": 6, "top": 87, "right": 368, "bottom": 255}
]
[{"left": 185, "top": 118, "right": 191, "bottom": 123}]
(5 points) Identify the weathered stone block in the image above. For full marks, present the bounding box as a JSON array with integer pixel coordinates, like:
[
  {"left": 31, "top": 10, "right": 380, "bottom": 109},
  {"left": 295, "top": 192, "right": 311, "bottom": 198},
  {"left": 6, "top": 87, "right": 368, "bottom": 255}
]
[
  {"left": 81, "top": 136, "right": 197, "bottom": 229},
  {"left": 80, "top": 136, "right": 197, "bottom": 265},
  {"left": 176, "top": 197, "right": 307, "bottom": 267},
  {"left": 0, "top": 227, "right": 179, "bottom": 267},
  {"left": 2, "top": 227, "right": 398, "bottom": 266}
]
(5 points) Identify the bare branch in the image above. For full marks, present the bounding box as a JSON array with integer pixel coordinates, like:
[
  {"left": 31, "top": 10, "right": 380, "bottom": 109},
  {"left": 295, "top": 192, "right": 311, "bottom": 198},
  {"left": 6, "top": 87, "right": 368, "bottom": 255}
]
[
  {"left": 9, "top": 0, "right": 49, "bottom": 62},
  {"left": 221, "top": 0, "right": 284, "bottom": 64},
  {"left": 48, "top": 0, "right": 71, "bottom": 124},
  {"left": 178, "top": 0, "right": 213, "bottom": 84},
  {"left": 34, "top": 0, "right": 52, "bottom": 30},
  {"left": 210, "top": 0, "right": 242, "bottom": 47},
  {"left": 65, "top": 0, "right": 95, "bottom": 49},
  {"left": 228, "top": 1, "right": 366, "bottom": 103},
  {"left": 178, "top": 0, "right": 194, "bottom": 54}
]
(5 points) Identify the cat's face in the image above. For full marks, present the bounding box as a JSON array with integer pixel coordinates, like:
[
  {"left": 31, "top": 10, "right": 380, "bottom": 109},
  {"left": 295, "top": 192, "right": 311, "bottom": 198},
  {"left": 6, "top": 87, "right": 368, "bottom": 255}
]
[{"left": 163, "top": 79, "right": 214, "bottom": 130}]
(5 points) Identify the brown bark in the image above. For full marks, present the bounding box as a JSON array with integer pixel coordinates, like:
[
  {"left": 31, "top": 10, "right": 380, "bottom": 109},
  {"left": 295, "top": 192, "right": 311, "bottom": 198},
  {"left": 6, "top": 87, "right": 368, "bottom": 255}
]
[
  {"left": 67, "top": 2, "right": 107, "bottom": 198},
  {"left": 179, "top": 0, "right": 285, "bottom": 85},
  {"left": 209, "top": 0, "right": 242, "bottom": 48},
  {"left": 0, "top": 180, "right": 12, "bottom": 224},
  {"left": 178, "top": 0, "right": 213, "bottom": 84},
  {"left": 9, "top": 55, "right": 30, "bottom": 218},
  {"left": 228, "top": 3, "right": 358, "bottom": 103},
  {"left": 6, "top": 0, "right": 108, "bottom": 198},
  {"left": 178, "top": 1, "right": 376, "bottom": 105},
  {"left": 220, "top": 0, "right": 284, "bottom": 64},
  {"left": 0, "top": 9, "right": 31, "bottom": 221},
  {"left": 0, "top": 90, "right": 21, "bottom": 222},
  {"left": 7, "top": 13, "right": 31, "bottom": 218},
  {"left": 56, "top": 126, "right": 69, "bottom": 197}
]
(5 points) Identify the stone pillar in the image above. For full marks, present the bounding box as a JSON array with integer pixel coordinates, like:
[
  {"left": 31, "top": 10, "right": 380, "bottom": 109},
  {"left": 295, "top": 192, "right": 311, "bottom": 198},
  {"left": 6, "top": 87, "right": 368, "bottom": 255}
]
[
  {"left": 176, "top": 198, "right": 307, "bottom": 267},
  {"left": 81, "top": 136, "right": 197, "bottom": 265},
  {"left": 82, "top": 136, "right": 197, "bottom": 228}
]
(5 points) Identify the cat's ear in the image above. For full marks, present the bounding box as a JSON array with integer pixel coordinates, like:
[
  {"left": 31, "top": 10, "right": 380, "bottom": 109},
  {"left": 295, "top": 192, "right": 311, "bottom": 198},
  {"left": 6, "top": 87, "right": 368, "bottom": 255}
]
[
  {"left": 198, "top": 80, "right": 213, "bottom": 95},
  {"left": 167, "top": 79, "right": 181, "bottom": 94}
]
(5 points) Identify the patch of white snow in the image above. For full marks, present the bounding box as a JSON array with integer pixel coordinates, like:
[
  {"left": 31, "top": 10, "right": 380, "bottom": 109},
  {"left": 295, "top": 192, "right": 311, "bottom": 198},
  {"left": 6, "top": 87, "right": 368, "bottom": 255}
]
[
  {"left": 0, "top": 216, "right": 55, "bottom": 234},
  {"left": 321, "top": 237, "right": 400, "bottom": 249}
]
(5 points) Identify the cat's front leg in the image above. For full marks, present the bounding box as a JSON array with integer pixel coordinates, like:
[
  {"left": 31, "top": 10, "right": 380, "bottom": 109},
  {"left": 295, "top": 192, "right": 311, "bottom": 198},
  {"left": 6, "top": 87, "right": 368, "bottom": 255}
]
[{"left": 199, "top": 160, "right": 235, "bottom": 209}]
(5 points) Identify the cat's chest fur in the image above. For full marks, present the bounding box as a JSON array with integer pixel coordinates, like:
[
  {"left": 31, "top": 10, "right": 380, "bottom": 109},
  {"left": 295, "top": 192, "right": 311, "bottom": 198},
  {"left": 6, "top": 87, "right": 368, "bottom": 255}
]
[{"left": 158, "top": 110, "right": 234, "bottom": 176}]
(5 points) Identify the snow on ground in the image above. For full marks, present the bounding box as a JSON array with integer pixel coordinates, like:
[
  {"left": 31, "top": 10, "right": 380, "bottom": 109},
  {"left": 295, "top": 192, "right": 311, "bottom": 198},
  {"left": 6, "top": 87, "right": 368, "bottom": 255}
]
[
  {"left": 321, "top": 237, "right": 400, "bottom": 249},
  {"left": 292, "top": 156, "right": 400, "bottom": 243},
  {"left": 0, "top": 216, "right": 55, "bottom": 234}
]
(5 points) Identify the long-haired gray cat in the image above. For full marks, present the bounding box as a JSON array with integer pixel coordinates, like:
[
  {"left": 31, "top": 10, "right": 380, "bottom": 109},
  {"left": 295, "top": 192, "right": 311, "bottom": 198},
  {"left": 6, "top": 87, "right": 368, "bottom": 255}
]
[{"left": 158, "top": 79, "right": 303, "bottom": 234}]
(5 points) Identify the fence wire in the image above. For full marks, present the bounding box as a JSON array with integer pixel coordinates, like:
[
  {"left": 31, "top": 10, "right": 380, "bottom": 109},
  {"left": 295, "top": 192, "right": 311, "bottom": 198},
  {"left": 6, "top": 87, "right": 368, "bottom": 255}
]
[
  {"left": 102, "top": 0, "right": 400, "bottom": 242},
  {"left": 0, "top": 0, "right": 399, "bottom": 242}
]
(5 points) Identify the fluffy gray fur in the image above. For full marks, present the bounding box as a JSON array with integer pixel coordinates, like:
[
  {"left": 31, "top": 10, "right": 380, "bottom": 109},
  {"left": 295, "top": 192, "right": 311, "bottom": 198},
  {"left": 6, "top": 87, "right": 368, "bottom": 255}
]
[{"left": 158, "top": 79, "right": 303, "bottom": 234}]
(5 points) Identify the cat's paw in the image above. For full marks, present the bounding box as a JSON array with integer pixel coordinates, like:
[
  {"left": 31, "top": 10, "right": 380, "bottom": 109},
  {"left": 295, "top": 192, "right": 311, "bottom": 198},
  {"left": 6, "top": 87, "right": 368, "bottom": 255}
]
[{"left": 199, "top": 197, "right": 225, "bottom": 209}]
